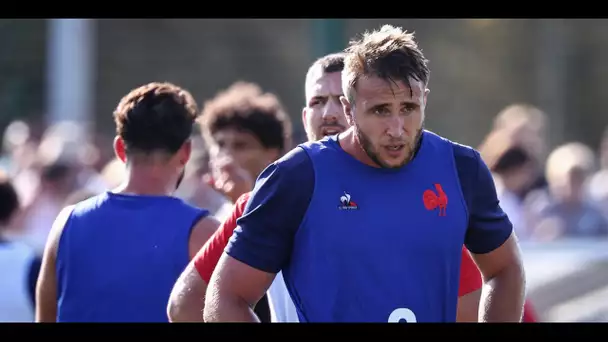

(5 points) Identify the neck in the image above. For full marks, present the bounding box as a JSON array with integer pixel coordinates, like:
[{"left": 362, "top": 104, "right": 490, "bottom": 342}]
[
  {"left": 114, "top": 164, "right": 177, "bottom": 197},
  {"left": 338, "top": 128, "right": 379, "bottom": 167}
]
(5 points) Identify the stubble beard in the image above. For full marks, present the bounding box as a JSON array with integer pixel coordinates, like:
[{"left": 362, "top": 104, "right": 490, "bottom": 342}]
[{"left": 356, "top": 122, "right": 424, "bottom": 169}]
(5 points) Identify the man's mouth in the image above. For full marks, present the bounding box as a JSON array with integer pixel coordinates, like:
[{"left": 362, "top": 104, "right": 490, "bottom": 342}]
[
  {"left": 321, "top": 126, "right": 344, "bottom": 136},
  {"left": 385, "top": 144, "right": 405, "bottom": 151},
  {"left": 383, "top": 144, "right": 406, "bottom": 157}
]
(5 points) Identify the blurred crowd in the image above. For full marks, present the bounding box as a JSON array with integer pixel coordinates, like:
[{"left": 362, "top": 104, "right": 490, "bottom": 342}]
[
  {"left": 1, "top": 92, "right": 608, "bottom": 321},
  {"left": 480, "top": 104, "right": 608, "bottom": 241}
]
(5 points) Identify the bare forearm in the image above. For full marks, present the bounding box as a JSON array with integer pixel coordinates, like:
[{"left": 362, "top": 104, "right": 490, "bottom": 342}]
[
  {"left": 457, "top": 289, "right": 482, "bottom": 322},
  {"left": 35, "top": 303, "right": 57, "bottom": 322},
  {"left": 479, "top": 265, "right": 525, "bottom": 322},
  {"left": 35, "top": 287, "right": 57, "bottom": 322},
  {"left": 203, "top": 296, "right": 260, "bottom": 322},
  {"left": 168, "top": 297, "right": 205, "bottom": 322}
]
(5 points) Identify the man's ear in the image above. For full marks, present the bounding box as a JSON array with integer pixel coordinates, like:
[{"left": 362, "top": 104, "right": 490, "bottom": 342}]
[
  {"left": 340, "top": 96, "right": 354, "bottom": 126},
  {"left": 178, "top": 139, "right": 192, "bottom": 167},
  {"left": 302, "top": 107, "right": 308, "bottom": 131},
  {"left": 113, "top": 136, "right": 127, "bottom": 163}
]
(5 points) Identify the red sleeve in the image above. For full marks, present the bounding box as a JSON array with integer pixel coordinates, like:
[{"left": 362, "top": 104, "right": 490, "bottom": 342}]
[
  {"left": 193, "top": 192, "right": 251, "bottom": 283},
  {"left": 458, "top": 246, "right": 483, "bottom": 297},
  {"left": 522, "top": 300, "right": 538, "bottom": 322}
]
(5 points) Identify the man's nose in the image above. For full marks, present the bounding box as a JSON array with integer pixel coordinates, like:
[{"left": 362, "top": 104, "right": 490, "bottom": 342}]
[
  {"left": 386, "top": 116, "right": 405, "bottom": 138},
  {"left": 322, "top": 98, "right": 342, "bottom": 121}
]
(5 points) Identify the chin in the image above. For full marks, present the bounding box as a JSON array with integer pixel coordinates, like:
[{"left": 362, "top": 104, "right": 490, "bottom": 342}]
[
  {"left": 382, "top": 161, "right": 407, "bottom": 169},
  {"left": 380, "top": 155, "right": 411, "bottom": 169}
]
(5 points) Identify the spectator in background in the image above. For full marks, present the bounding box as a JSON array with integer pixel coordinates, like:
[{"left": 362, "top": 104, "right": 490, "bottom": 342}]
[
  {"left": 588, "top": 127, "right": 608, "bottom": 216},
  {"left": 36, "top": 121, "right": 107, "bottom": 195},
  {"left": 1, "top": 120, "right": 32, "bottom": 175},
  {"left": 479, "top": 130, "right": 537, "bottom": 240},
  {"left": 15, "top": 160, "right": 77, "bottom": 256},
  {"left": 532, "top": 142, "right": 608, "bottom": 240},
  {"left": 2, "top": 120, "right": 40, "bottom": 208},
  {"left": 8, "top": 121, "right": 106, "bottom": 256},
  {"left": 492, "top": 104, "right": 548, "bottom": 198},
  {"left": 0, "top": 171, "right": 40, "bottom": 322}
]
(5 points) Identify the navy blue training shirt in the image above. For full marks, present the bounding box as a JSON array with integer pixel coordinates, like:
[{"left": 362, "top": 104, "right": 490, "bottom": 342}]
[{"left": 226, "top": 130, "right": 513, "bottom": 322}]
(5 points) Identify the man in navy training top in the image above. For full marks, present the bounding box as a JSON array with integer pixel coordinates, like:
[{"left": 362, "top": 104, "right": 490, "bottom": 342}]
[
  {"left": 204, "top": 25, "right": 526, "bottom": 323},
  {"left": 35, "top": 82, "right": 220, "bottom": 322}
]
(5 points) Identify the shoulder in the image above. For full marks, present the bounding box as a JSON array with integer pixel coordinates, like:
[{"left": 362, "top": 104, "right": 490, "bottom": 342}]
[
  {"left": 424, "top": 132, "right": 483, "bottom": 192},
  {"left": 48, "top": 204, "right": 76, "bottom": 256},
  {"left": 423, "top": 131, "right": 480, "bottom": 167},
  {"left": 448, "top": 139, "right": 480, "bottom": 169},
  {"left": 175, "top": 196, "right": 211, "bottom": 217},
  {"left": 276, "top": 145, "right": 315, "bottom": 171},
  {"left": 54, "top": 205, "right": 76, "bottom": 231},
  {"left": 69, "top": 193, "right": 105, "bottom": 217},
  {"left": 253, "top": 145, "right": 315, "bottom": 191}
]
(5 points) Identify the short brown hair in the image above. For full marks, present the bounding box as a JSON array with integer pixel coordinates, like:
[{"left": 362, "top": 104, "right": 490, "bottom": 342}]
[
  {"left": 342, "top": 25, "right": 430, "bottom": 103},
  {"left": 200, "top": 81, "right": 292, "bottom": 153},
  {"left": 113, "top": 82, "right": 199, "bottom": 155},
  {"left": 305, "top": 52, "right": 345, "bottom": 102}
]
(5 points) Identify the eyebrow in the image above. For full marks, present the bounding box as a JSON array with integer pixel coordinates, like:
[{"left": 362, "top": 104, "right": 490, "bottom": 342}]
[
  {"left": 309, "top": 93, "right": 342, "bottom": 103},
  {"left": 369, "top": 100, "right": 419, "bottom": 108}
]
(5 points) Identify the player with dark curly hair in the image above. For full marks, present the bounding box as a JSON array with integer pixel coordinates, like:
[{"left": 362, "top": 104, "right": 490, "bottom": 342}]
[{"left": 199, "top": 81, "right": 292, "bottom": 204}]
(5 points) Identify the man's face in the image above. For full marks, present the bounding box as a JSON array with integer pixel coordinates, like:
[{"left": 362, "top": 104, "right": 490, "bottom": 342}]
[
  {"left": 341, "top": 75, "right": 428, "bottom": 169},
  {"left": 302, "top": 71, "right": 348, "bottom": 141},
  {"left": 209, "top": 128, "right": 279, "bottom": 179}
]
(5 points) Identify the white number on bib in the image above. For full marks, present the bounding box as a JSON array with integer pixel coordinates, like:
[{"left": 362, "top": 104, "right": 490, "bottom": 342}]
[{"left": 388, "top": 308, "right": 417, "bottom": 323}]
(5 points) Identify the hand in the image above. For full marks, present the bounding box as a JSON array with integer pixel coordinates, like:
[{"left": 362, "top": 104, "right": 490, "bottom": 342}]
[{"left": 209, "top": 156, "right": 253, "bottom": 203}]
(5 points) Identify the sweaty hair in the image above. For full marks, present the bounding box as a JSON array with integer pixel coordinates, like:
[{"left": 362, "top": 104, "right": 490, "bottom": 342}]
[
  {"left": 113, "top": 82, "right": 199, "bottom": 156},
  {"left": 304, "top": 52, "right": 345, "bottom": 101},
  {"left": 200, "top": 81, "right": 292, "bottom": 153},
  {"left": 0, "top": 171, "right": 19, "bottom": 226},
  {"left": 342, "top": 25, "right": 430, "bottom": 103}
]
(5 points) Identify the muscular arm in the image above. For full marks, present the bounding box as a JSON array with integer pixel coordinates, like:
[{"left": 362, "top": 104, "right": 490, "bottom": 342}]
[
  {"left": 167, "top": 262, "right": 208, "bottom": 322},
  {"left": 35, "top": 205, "right": 74, "bottom": 322},
  {"left": 456, "top": 146, "right": 526, "bottom": 322},
  {"left": 203, "top": 147, "right": 314, "bottom": 322},
  {"left": 168, "top": 193, "right": 250, "bottom": 322},
  {"left": 456, "top": 248, "right": 537, "bottom": 323},
  {"left": 166, "top": 213, "right": 220, "bottom": 322}
]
